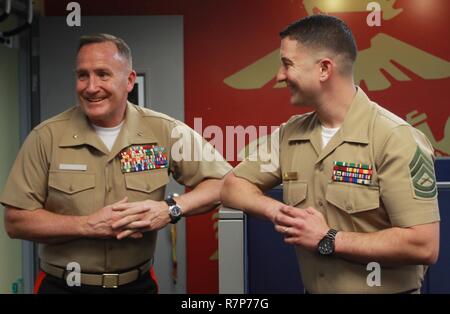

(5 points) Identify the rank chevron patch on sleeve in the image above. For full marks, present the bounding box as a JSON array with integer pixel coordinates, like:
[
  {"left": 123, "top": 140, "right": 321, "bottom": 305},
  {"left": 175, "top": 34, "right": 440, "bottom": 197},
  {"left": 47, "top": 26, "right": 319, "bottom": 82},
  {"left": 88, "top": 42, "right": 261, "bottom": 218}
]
[{"left": 409, "top": 146, "right": 437, "bottom": 199}]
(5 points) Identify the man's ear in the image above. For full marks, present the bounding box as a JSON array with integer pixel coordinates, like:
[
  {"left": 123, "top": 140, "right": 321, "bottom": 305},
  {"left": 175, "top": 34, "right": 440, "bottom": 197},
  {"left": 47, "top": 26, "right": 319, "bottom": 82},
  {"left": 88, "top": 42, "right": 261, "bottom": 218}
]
[
  {"left": 127, "top": 70, "right": 137, "bottom": 92},
  {"left": 318, "top": 58, "right": 333, "bottom": 82}
]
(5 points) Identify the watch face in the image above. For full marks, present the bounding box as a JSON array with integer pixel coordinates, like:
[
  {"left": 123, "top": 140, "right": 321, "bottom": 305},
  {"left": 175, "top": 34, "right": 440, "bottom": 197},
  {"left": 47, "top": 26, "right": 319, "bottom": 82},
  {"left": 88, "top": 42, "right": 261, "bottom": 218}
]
[
  {"left": 170, "top": 205, "right": 182, "bottom": 216},
  {"left": 318, "top": 237, "right": 335, "bottom": 255}
]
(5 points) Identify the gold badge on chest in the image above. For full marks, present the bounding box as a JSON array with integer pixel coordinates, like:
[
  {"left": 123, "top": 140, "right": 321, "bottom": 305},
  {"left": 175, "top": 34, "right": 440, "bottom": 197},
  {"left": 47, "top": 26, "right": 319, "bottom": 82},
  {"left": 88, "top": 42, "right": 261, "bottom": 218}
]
[{"left": 283, "top": 172, "right": 298, "bottom": 181}]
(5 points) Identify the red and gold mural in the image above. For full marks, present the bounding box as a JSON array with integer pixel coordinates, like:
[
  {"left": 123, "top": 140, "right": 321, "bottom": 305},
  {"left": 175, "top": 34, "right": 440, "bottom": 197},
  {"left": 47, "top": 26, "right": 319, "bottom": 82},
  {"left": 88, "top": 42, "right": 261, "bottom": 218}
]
[{"left": 45, "top": 0, "right": 450, "bottom": 293}]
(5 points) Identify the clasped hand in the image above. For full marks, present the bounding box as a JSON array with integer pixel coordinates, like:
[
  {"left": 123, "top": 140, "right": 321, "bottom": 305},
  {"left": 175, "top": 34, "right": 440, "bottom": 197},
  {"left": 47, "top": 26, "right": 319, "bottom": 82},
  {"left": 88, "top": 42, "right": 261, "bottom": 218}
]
[{"left": 87, "top": 197, "right": 170, "bottom": 240}]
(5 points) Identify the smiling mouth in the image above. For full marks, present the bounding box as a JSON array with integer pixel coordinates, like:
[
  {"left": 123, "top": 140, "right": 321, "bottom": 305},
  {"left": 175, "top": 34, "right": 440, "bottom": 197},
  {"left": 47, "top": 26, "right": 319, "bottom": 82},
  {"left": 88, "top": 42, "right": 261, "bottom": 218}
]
[{"left": 84, "top": 97, "right": 107, "bottom": 103}]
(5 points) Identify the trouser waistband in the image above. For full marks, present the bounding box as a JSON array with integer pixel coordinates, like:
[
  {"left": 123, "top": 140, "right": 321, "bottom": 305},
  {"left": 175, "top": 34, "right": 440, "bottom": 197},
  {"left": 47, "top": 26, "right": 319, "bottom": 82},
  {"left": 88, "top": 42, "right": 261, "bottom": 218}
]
[{"left": 40, "top": 259, "right": 153, "bottom": 288}]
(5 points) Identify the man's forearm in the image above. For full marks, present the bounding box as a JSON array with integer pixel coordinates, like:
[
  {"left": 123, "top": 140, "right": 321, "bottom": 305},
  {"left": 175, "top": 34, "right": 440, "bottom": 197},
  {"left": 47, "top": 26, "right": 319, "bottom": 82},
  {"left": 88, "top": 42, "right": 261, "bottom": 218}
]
[
  {"left": 335, "top": 222, "right": 440, "bottom": 266},
  {"left": 175, "top": 178, "right": 224, "bottom": 216},
  {"left": 4, "top": 207, "right": 89, "bottom": 244},
  {"left": 221, "top": 173, "right": 282, "bottom": 221}
]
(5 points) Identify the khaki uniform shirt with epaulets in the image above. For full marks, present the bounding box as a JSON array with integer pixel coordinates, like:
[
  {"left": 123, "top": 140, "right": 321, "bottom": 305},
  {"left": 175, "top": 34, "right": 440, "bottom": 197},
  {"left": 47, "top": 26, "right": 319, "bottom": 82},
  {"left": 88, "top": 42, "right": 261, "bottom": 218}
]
[
  {"left": 0, "top": 103, "right": 231, "bottom": 273},
  {"left": 233, "top": 87, "right": 440, "bottom": 293}
]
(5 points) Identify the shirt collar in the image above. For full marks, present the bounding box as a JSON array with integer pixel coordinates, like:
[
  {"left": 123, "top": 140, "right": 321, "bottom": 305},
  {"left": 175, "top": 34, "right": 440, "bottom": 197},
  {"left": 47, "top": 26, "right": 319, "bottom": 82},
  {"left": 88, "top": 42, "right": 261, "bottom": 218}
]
[
  {"left": 59, "top": 102, "right": 159, "bottom": 159},
  {"left": 287, "top": 87, "right": 374, "bottom": 145}
]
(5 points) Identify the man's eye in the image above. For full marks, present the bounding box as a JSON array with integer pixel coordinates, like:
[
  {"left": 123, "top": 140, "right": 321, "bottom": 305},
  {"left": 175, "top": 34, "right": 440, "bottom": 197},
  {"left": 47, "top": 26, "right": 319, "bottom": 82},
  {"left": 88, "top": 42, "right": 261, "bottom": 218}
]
[
  {"left": 77, "top": 73, "right": 88, "bottom": 80},
  {"left": 98, "top": 72, "right": 110, "bottom": 80}
]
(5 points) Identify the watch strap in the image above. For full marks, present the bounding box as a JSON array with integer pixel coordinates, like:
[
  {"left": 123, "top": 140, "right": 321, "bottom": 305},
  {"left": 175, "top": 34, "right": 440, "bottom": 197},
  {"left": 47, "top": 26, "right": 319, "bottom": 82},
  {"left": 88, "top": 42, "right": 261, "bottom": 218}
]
[
  {"left": 164, "top": 193, "right": 178, "bottom": 206},
  {"left": 326, "top": 228, "right": 338, "bottom": 240}
]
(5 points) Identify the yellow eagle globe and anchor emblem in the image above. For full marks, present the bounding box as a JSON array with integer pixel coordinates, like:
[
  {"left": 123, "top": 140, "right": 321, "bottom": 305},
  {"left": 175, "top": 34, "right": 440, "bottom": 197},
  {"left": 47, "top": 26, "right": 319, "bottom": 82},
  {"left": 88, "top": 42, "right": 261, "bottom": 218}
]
[{"left": 222, "top": 0, "right": 450, "bottom": 157}]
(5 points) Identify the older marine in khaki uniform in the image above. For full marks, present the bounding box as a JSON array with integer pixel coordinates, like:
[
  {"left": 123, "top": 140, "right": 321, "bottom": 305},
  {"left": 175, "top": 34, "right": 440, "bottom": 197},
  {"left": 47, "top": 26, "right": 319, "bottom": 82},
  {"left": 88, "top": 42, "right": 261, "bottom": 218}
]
[
  {"left": 221, "top": 15, "right": 440, "bottom": 294},
  {"left": 1, "top": 34, "right": 231, "bottom": 293},
  {"left": 2, "top": 103, "right": 229, "bottom": 276}
]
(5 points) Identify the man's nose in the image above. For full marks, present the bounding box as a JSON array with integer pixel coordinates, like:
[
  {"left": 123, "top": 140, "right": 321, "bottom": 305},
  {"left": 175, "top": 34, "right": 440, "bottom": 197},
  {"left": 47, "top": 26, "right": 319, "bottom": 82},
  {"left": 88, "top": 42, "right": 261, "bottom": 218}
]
[
  {"left": 276, "top": 66, "right": 287, "bottom": 83},
  {"left": 85, "top": 75, "right": 100, "bottom": 93}
]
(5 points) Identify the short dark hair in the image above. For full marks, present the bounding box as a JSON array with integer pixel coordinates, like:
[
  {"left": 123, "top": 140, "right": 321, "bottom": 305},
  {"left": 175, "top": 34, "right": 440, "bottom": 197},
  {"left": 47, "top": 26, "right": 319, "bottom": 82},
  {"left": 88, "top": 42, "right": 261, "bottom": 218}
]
[
  {"left": 280, "top": 15, "right": 357, "bottom": 74},
  {"left": 78, "top": 33, "right": 133, "bottom": 67}
]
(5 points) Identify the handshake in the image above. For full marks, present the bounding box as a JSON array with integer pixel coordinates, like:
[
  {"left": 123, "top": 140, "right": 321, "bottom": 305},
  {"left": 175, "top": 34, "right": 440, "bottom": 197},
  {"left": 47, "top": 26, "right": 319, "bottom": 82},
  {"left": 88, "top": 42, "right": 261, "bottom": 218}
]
[{"left": 85, "top": 197, "right": 171, "bottom": 240}]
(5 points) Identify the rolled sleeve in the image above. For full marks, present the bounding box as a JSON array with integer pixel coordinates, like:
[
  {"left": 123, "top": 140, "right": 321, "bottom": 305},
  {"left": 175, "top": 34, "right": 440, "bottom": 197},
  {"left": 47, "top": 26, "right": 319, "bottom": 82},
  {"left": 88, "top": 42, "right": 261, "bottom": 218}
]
[
  {"left": 0, "top": 129, "right": 50, "bottom": 210},
  {"left": 233, "top": 128, "right": 282, "bottom": 191},
  {"left": 376, "top": 126, "right": 440, "bottom": 227},
  {"left": 168, "top": 121, "right": 232, "bottom": 188}
]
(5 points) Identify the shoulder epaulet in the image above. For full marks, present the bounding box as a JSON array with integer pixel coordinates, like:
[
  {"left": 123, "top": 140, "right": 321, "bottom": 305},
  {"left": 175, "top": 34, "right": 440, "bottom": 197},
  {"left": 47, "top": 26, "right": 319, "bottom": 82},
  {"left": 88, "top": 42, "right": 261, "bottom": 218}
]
[
  {"left": 134, "top": 105, "right": 176, "bottom": 123},
  {"left": 33, "top": 106, "right": 77, "bottom": 131}
]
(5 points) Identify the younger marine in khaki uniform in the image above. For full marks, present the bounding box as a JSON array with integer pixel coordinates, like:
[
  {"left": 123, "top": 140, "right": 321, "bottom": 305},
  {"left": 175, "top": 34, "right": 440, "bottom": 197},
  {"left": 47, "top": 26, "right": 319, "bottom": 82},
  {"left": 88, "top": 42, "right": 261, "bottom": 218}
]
[{"left": 221, "top": 15, "right": 440, "bottom": 294}]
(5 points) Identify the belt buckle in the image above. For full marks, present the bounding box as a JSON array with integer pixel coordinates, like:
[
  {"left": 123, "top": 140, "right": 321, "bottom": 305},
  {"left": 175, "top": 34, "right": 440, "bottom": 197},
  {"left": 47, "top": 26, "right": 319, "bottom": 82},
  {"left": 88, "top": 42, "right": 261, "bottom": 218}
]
[{"left": 102, "top": 273, "right": 119, "bottom": 288}]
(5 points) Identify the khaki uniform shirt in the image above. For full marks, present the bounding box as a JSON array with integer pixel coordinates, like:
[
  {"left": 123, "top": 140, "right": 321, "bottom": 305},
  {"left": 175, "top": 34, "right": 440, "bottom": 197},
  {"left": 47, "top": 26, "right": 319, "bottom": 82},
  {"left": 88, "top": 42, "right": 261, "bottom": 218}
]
[
  {"left": 0, "top": 103, "right": 231, "bottom": 273},
  {"left": 234, "top": 88, "right": 440, "bottom": 293}
]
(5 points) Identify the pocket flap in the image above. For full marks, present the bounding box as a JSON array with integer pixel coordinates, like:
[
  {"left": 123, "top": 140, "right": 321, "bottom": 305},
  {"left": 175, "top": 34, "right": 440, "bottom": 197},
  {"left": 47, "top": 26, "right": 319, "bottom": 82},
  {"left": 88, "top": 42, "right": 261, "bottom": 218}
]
[
  {"left": 48, "top": 171, "right": 95, "bottom": 194},
  {"left": 283, "top": 180, "right": 307, "bottom": 207},
  {"left": 326, "top": 183, "right": 380, "bottom": 214},
  {"left": 125, "top": 169, "right": 169, "bottom": 193}
]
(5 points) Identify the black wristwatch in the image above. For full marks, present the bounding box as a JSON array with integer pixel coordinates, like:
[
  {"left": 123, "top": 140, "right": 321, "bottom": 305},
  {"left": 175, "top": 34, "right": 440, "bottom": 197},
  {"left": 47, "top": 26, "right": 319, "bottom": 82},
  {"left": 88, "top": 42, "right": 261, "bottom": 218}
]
[
  {"left": 318, "top": 229, "right": 339, "bottom": 256},
  {"left": 165, "top": 193, "right": 182, "bottom": 224}
]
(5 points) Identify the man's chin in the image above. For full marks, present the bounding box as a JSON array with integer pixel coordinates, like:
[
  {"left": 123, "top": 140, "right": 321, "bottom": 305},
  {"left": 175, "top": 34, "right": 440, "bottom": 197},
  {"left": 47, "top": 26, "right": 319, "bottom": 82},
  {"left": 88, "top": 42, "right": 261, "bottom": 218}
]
[
  {"left": 290, "top": 95, "right": 304, "bottom": 106},
  {"left": 80, "top": 104, "right": 107, "bottom": 120}
]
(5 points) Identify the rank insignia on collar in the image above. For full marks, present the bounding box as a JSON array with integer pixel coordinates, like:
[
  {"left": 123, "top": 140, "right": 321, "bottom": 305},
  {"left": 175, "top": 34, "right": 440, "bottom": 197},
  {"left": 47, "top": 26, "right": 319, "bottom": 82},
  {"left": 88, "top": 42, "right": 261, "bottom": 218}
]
[
  {"left": 332, "top": 161, "right": 373, "bottom": 186},
  {"left": 119, "top": 145, "right": 168, "bottom": 173}
]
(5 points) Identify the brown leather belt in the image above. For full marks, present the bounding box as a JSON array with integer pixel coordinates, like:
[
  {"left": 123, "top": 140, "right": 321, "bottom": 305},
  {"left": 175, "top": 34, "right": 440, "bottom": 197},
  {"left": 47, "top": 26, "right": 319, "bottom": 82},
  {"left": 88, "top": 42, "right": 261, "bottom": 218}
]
[{"left": 40, "top": 259, "right": 153, "bottom": 288}]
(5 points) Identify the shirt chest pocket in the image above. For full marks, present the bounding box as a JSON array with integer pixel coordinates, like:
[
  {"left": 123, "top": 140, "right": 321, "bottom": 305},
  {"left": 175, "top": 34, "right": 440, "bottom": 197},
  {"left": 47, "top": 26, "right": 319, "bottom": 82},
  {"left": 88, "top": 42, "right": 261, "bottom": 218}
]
[
  {"left": 47, "top": 171, "right": 96, "bottom": 215},
  {"left": 283, "top": 180, "right": 308, "bottom": 207},
  {"left": 325, "top": 183, "right": 380, "bottom": 214},
  {"left": 124, "top": 169, "right": 170, "bottom": 202}
]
